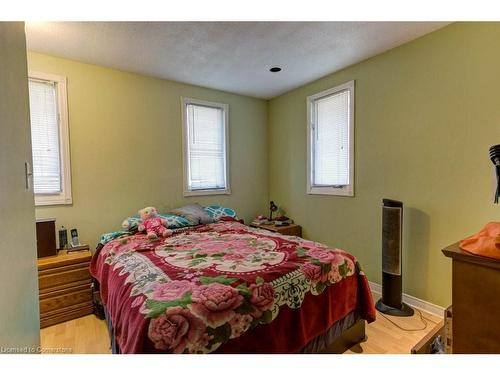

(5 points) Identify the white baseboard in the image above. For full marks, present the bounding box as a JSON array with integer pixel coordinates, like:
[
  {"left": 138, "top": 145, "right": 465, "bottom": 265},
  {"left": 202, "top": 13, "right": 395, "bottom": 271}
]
[{"left": 369, "top": 281, "right": 445, "bottom": 318}]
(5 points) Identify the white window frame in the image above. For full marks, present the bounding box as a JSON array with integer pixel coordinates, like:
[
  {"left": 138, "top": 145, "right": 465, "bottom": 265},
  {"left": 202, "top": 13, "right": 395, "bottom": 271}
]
[
  {"left": 306, "top": 80, "right": 355, "bottom": 197},
  {"left": 29, "top": 71, "right": 72, "bottom": 206},
  {"left": 181, "top": 97, "right": 230, "bottom": 197}
]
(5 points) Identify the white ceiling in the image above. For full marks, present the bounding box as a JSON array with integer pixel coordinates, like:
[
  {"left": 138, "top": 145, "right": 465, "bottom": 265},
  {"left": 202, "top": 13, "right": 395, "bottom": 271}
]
[{"left": 25, "top": 22, "right": 449, "bottom": 99}]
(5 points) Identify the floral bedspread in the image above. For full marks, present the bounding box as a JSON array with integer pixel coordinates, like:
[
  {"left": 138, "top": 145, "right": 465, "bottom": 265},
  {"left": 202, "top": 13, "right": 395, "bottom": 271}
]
[{"left": 91, "top": 220, "right": 375, "bottom": 353}]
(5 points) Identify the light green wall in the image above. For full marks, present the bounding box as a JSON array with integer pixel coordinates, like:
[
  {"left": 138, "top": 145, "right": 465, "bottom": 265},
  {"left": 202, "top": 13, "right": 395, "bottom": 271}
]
[
  {"left": 29, "top": 22, "right": 500, "bottom": 308},
  {"left": 268, "top": 22, "right": 500, "bottom": 307},
  {"left": 29, "top": 52, "right": 269, "bottom": 250}
]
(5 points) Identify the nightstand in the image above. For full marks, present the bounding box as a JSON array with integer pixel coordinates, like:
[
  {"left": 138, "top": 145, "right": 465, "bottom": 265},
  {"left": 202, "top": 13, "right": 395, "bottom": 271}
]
[
  {"left": 37, "top": 247, "right": 93, "bottom": 328},
  {"left": 250, "top": 223, "right": 302, "bottom": 237}
]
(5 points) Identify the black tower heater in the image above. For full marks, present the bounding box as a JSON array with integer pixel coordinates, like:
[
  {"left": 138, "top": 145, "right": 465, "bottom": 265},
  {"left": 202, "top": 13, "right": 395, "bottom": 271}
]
[{"left": 375, "top": 199, "right": 414, "bottom": 317}]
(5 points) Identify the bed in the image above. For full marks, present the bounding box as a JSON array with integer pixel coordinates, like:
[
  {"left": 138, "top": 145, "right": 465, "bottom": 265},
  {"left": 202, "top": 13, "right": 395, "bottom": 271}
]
[{"left": 90, "top": 214, "right": 376, "bottom": 354}]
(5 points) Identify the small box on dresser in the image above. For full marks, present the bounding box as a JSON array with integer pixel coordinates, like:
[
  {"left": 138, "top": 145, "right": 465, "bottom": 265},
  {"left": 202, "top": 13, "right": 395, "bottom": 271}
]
[
  {"left": 38, "top": 248, "right": 93, "bottom": 328},
  {"left": 35, "top": 218, "right": 57, "bottom": 258}
]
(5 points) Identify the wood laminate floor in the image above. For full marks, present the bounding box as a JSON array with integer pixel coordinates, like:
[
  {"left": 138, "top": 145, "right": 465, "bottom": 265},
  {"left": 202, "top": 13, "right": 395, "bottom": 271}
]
[
  {"left": 347, "top": 309, "right": 442, "bottom": 354},
  {"left": 40, "top": 308, "right": 442, "bottom": 354}
]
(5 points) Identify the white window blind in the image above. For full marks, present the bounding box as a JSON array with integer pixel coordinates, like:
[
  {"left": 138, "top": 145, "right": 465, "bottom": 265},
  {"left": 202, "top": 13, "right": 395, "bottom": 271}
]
[
  {"left": 312, "top": 89, "right": 350, "bottom": 186},
  {"left": 307, "top": 81, "right": 354, "bottom": 196},
  {"left": 185, "top": 101, "right": 228, "bottom": 192},
  {"left": 28, "top": 78, "right": 62, "bottom": 195}
]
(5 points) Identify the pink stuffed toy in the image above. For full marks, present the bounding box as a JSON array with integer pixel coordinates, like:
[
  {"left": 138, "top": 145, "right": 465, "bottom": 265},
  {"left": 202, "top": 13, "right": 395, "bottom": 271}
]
[{"left": 137, "top": 207, "right": 172, "bottom": 240}]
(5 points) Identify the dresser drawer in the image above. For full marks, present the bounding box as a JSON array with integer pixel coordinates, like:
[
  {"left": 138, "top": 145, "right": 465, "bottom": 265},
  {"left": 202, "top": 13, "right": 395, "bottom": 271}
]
[
  {"left": 37, "top": 249, "right": 93, "bottom": 328},
  {"left": 38, "top": 262, "right": 91, "bottom": 290},
  {"left": 39, "top": 284, "right": 92, "bottom": 314},
  {"left": 40, "top": 302, "right": 94, "bottom": 329}
]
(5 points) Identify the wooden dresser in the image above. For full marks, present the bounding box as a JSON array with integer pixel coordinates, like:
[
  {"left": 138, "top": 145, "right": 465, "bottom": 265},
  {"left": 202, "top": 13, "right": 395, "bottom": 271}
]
[
  {"left": 38, "top": 248, "right": 93, "bottom": 328},
  {"left": 442, "top": 242, "right": 500, "bottom": 353}
]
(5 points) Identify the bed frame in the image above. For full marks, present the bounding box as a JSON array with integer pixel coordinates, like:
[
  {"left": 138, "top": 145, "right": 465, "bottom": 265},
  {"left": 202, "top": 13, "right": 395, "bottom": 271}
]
[{"left": 321, "top": 319, "right": 366, "bottom": 354}]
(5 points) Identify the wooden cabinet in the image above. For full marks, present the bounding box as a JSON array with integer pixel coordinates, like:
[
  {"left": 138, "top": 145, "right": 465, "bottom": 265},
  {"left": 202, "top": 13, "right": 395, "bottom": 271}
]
[
  {"left": 38, "top": 249, "right": 93, "bottom": 328},
  {"left": 442, "top": 243, "right": 500, "bottom": 353},
  {"left": 250, "top": 223, "right": 302, "bottom": 237}
]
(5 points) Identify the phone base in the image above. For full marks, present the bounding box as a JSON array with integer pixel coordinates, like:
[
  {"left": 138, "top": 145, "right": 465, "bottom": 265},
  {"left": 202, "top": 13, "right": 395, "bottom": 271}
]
[{"left": 66, "top": 245, "right": 89, "bottom": 253}]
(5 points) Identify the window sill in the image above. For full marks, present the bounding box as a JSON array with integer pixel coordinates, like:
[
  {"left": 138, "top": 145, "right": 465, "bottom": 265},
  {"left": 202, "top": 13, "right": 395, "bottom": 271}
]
[
  {"left": 307, "top": 186, "right": 354, "bottom": 197},
  {"left": 183, "top": 188, "right": 231, "bottom": 197},
  {"left": 35, "top": 195, "right": 73, "bottom": 206}
]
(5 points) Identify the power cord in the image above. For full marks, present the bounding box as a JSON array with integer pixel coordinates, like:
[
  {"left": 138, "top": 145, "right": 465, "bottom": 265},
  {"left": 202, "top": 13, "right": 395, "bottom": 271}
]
[{"left": 378, "top": 308, "right": 431, "bottom": 332}]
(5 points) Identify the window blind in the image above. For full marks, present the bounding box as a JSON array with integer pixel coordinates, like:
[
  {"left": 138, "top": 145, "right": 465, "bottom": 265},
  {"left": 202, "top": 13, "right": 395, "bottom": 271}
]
[
  {"left": 312, "top": 89, "right": 350, "bottom": 186},
  {"left": 186, "top": 103, "right": 226, "bottom": 190},
  {"left": 28, "top": 79, "right": 62, "bottom": 195}
]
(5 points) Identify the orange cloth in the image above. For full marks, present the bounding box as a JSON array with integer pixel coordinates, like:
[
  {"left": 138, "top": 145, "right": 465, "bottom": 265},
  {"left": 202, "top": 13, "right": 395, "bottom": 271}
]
[{"left": 460, "top": 222, "right": 500, "bottom": 260}]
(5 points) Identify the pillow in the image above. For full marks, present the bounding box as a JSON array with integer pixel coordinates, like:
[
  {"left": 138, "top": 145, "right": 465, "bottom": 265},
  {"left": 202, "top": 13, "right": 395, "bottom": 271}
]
[
  {"left": 170, "top": 204, "right": 215, "bottom": 225},
  {"left": 204, "top": 205, "right": 237, "bottom": 220},
  {"left": 115, "top": 205, "right": 237, "bottom": 241},
  {"left": 122, "top": 213, "right": 191, "bottom": 232}
]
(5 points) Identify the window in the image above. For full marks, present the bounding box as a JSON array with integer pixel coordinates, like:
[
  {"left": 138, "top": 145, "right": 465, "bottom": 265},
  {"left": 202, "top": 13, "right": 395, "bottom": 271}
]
[
  {"left": 28, "top": 71, "right": 72, "bottom": 205},
  {"left": 182, "top": 97, "right": 230, "bottom": 196},
  {"left": 307, "top": 80, "right": 354, "bottom": 196}
]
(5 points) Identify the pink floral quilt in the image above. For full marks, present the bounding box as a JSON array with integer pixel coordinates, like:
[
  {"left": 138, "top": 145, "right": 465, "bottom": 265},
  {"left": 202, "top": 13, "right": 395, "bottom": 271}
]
[{"left": 91, "top": 220, "right": 375, "bottom": 353}]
